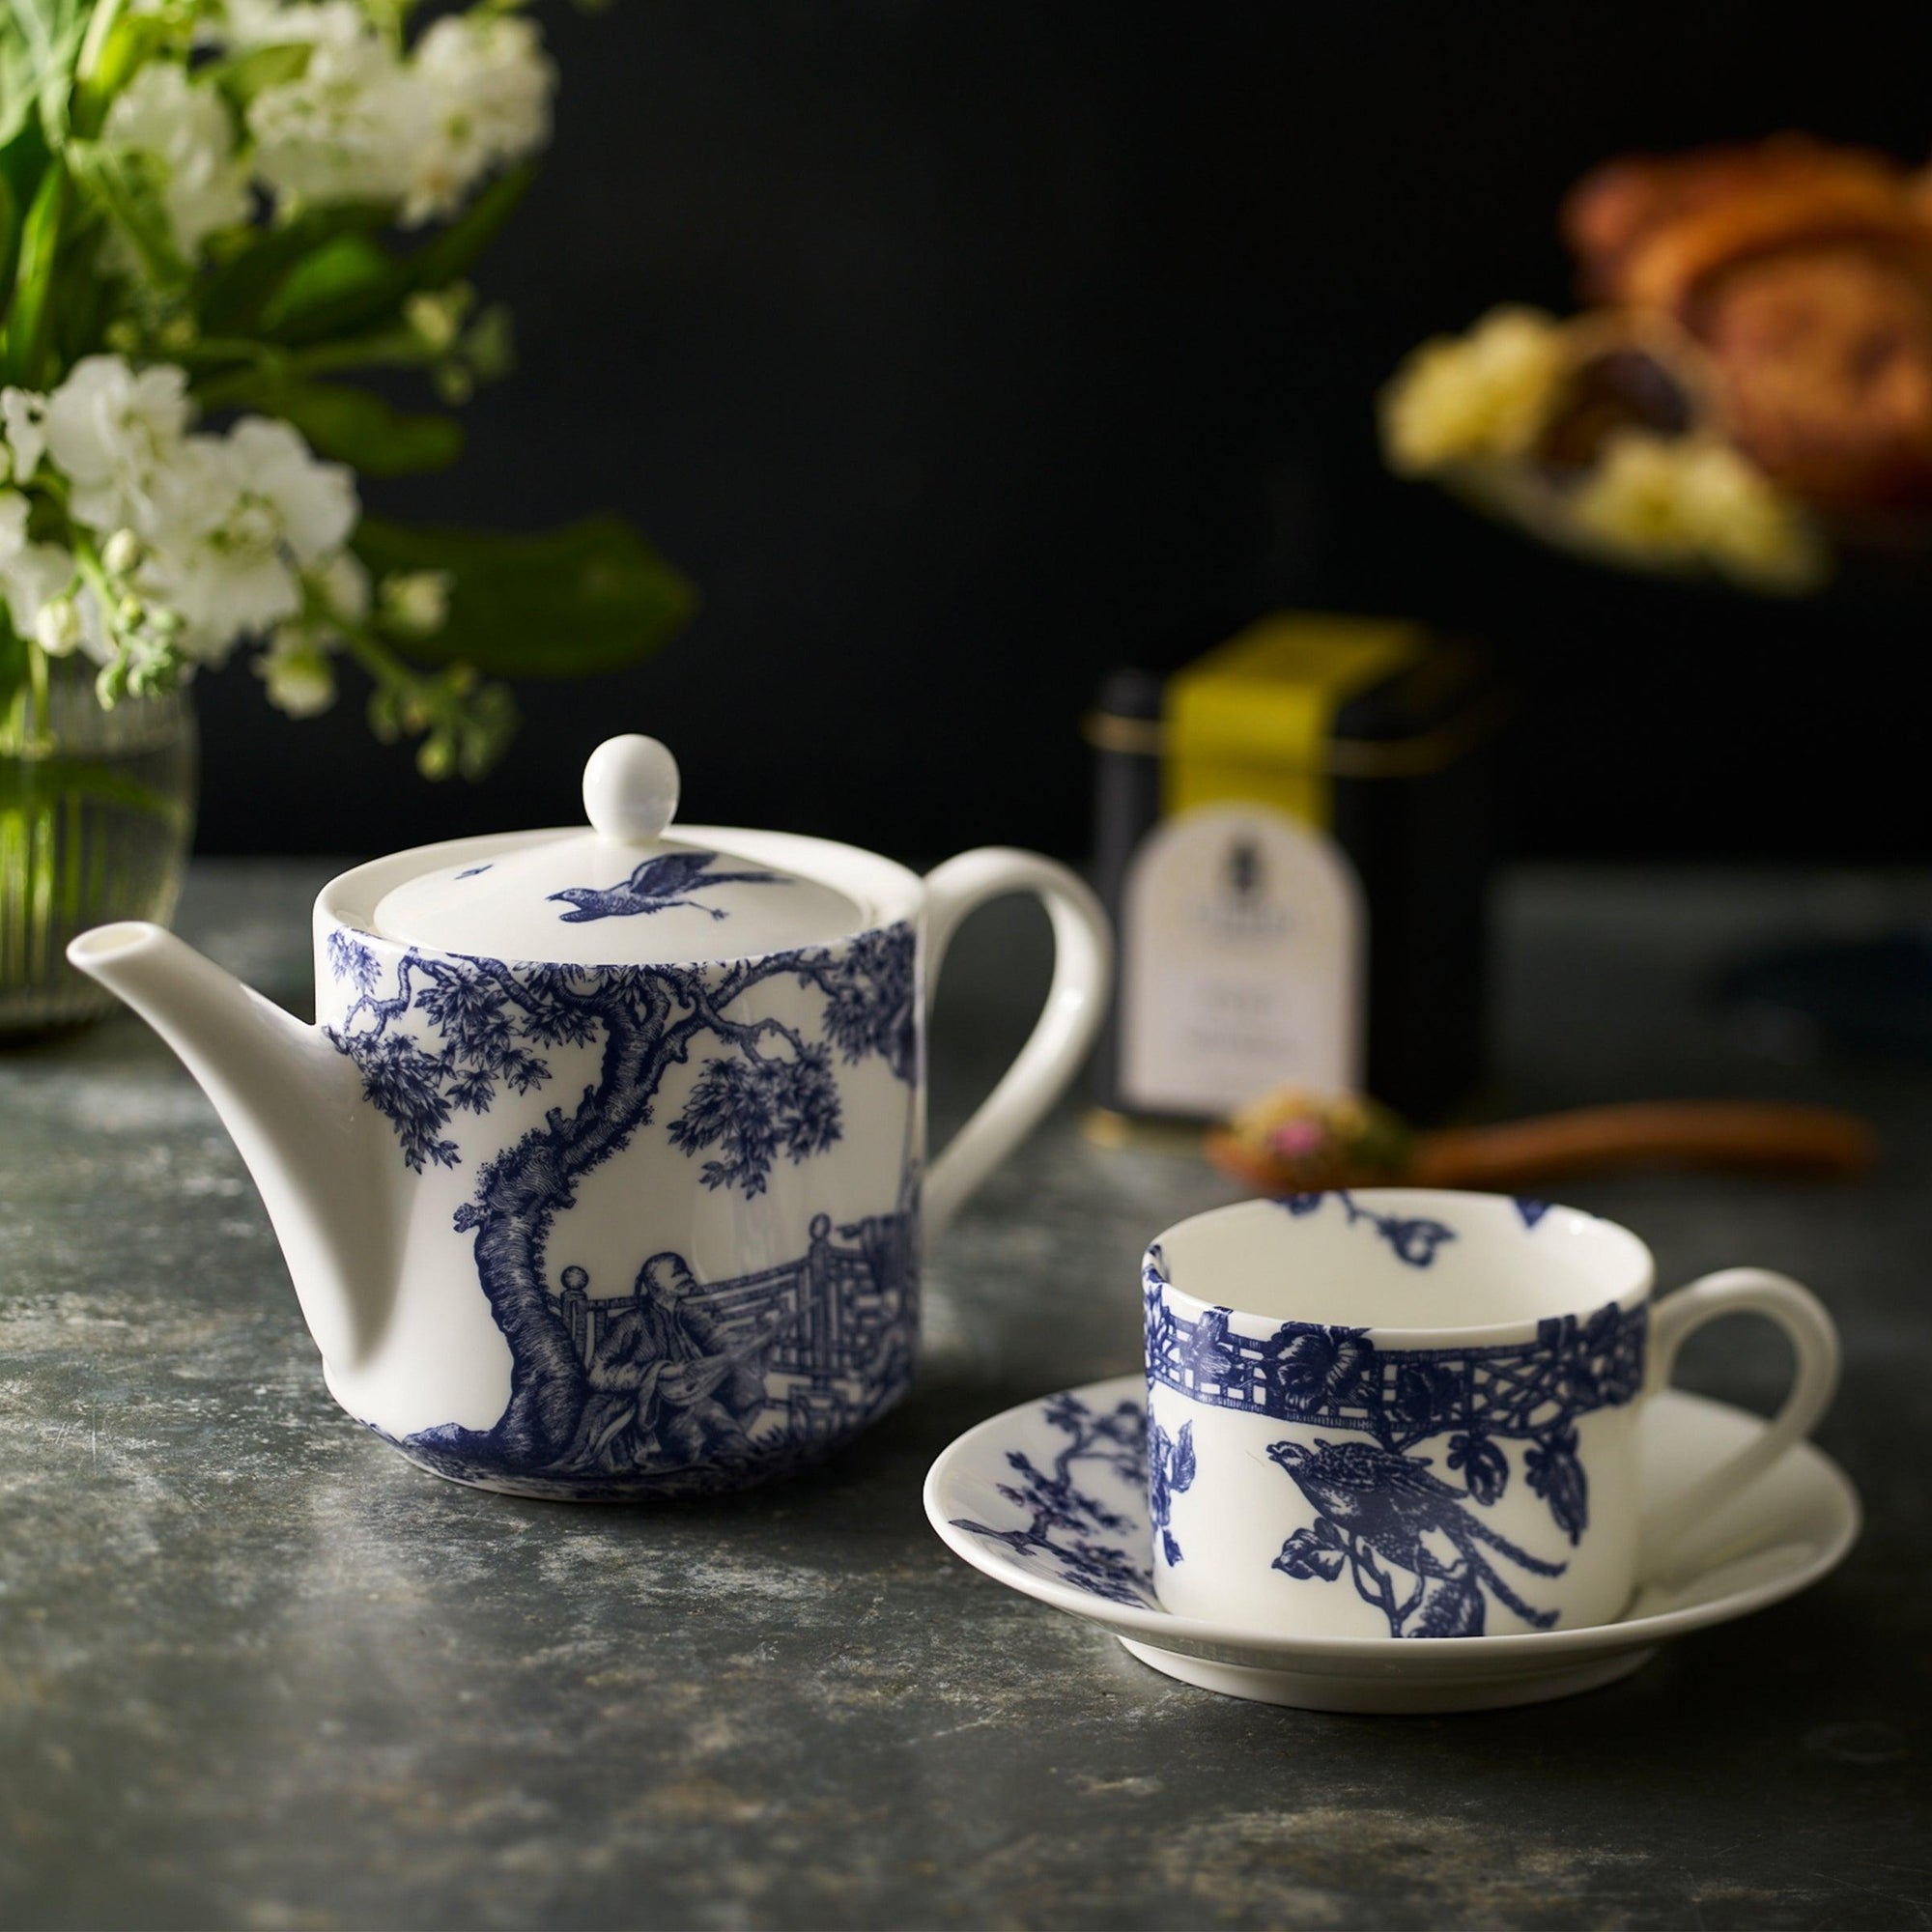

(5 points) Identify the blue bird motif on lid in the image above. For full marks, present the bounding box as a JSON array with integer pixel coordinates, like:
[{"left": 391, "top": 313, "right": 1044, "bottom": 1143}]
[{"left": 548, "top": 850, "right": 785, "bottom": 923}]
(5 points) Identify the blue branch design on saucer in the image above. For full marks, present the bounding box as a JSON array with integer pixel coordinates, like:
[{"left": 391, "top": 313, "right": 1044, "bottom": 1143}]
[{"left": 950, "top": 1393, "right": 1155, "bottom": 1606}]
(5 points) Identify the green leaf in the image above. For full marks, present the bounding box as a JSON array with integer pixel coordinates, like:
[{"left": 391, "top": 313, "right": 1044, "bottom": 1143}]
[
  {"left": 1, "top": 111, "right": 53, "bottom": 216},
  {"left": 1, "top": 160, "right": 64, "bottom": 386},
  {"left": 191, "top": 165, "right": 538, "bottom": 356},
  {"left": 201, "top": 41, "right": 310, "bottom": 107},
  {"left": 265, "top": 163, "right": 535, "bottom": 348},
  {"left": 2, "top": 0, "right": 86, "bottom": 149},
  {"left": 0, "top": 170, "right": 17, "bottom": 317},
  {"left": 64, "top": 136, "right": 186, "bottom": 287},
  {"left": 0, "top": 615, "right": 29, "bottom": 719},
  {"left": 257, "top": 232, "right": 395, "bottom": 334},
  {"left": 70, "top": 3, "right": 182, "bottom": 137},
  {"left": 354, "top": 516, "right": 696, "bottom": 678},
  {"left": 268, "top": 380, "right": 465, "bottom": 475},
  {"left": 394, "top": 163, "right": 535, "bottom": 298},
  {"left": 0, "top": 52, "right": 33, "bottom": 151},
  {"left": 50, "top": 220, "right": 106, "bottom": 368},
  {"left": 196, "top": 202, "right": 390, "bottom": 338}
]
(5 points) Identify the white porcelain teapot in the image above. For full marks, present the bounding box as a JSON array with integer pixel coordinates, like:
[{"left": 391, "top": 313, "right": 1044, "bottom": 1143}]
[{"left": 70, "top": 735, "right": 1111, "bottom": 1498}]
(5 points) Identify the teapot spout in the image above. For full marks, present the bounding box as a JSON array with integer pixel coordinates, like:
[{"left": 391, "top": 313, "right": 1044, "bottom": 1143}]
[{"left": 68, "top": 923, "right": 392, "bottom": 1368}]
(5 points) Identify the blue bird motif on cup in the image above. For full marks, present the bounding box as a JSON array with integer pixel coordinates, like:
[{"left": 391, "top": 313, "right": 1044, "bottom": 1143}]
[{"left": 1268, "top": 1436, "right": 1565, "bottom": 1637}]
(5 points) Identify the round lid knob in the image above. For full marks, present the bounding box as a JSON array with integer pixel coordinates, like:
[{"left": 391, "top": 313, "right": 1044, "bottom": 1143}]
[{"left": 582, "top": 734, "right": 679, "bottom": 844}]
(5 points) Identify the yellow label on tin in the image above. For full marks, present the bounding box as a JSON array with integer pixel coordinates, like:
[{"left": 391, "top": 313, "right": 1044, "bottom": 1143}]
[{"left": 1164, "top": 613, "right": 1425, "bottom": 828}]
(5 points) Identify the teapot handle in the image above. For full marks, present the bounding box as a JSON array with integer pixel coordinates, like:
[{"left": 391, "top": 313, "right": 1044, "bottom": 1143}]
[{"left": 920, "top": 849, "right": 1113, "bottom": 1238}]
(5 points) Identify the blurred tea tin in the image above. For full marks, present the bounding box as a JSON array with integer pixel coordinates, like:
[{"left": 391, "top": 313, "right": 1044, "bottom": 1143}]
[{"left": 1088, "top": 613, "right": 1506, "bottom": 1129}]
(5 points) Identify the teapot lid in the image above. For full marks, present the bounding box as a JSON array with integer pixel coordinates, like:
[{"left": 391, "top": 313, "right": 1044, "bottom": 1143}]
[{"left": 368, "top": 736, "right": 866, "bottom": 966}]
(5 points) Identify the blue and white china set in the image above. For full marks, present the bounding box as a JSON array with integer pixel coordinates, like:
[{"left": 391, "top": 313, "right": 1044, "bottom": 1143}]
[{"left": 71, "top": 735, "right": 1860, "bottom": 1712}]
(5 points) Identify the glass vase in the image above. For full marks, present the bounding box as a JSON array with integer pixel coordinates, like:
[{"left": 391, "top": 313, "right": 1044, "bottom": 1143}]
[{"left": 1, "top": 649, "right": 197, "bottom": 1038}]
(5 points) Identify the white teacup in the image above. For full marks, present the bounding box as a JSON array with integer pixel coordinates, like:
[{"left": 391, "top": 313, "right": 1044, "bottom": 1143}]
[{"left": 1143, "top": 1191, "right": 1839, "bottom": 1638}]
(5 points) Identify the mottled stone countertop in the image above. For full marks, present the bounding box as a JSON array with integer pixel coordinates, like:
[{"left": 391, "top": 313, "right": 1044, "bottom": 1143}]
[{"left": 3, "top": 864, "right": 1928, "bottom": 1930}]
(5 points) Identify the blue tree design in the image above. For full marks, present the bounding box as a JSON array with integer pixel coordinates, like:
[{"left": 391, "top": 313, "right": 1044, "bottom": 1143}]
[
  {"left": 1280, "top": 1190, "right": 1459, "bottom": 1268},
  {"left": 1524, "top": 1423, "right": 1588, "bottom": 1543},
  {"left": 667, "top": 1043, "right": 842, "bottom": 1195},
  {"left": 324, "top": 921, "right": 916, "bottom": 1476},
  {"left": 952, "top": 1394, "right": 1153, "bottom": 1605},
  {"left": 1147, "top": 1418, "right": 1197, "bottom": 1565},
  {"left": 1446, "top": 1431, "right": 1510, "bottom": 1506}
]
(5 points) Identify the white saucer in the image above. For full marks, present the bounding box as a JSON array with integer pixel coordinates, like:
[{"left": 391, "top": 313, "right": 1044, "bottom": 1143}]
[{"left": 923, "top": 1374, "right": 1861, "bottom": 1713}]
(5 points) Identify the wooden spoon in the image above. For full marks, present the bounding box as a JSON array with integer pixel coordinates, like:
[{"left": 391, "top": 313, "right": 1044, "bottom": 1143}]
[{"left": 1204, "top": 1090, "right": 1878, "bottom": 1197}]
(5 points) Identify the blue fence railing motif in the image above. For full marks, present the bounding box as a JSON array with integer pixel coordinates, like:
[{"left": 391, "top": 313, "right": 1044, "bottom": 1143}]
[{"left": 554, "top": 1208, "right": 916, "bottom": 1449}]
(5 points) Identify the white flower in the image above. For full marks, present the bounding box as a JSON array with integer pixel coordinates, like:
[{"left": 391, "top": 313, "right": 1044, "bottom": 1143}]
[
  {"left": 379, "top": 567, "right": 450, "bottom": 635},
  {"left": 242, "top": 9, "right": 553, "bottom": 224},
  {"left": 101, "top": 64, "right": 251, "bottom": 267},
  {"left": 208, "top": 0, "right": 369, "bottom": 51},
  {"left": 137, "top": 416, "right": 357, "bottom": 661},
  {"left": 403, "top": 287, "right": 464, "bottom": 352},
  {"left": 249, "top": 548, "right": 363, "bottom": 716},
  {"left": 0, "top": 539, "right": 76, "bottom": 643},
  {"left": 43, "top": 355, "right": 194, "bottom": 531},
  {"left": 0, "top": 490, "right": 80, "bottom": 645},
  {"left": 0, "top": 489, "right": 26, "bottom": 563},
  {"left": 248, "top": 36, "right": 425, "bottom": 212},
  {"left": 224, "top": 416, "right": 359, "bottom": 562},
  {"left": 3, "top": 386, "right": 47, "bottom": 483},
  {"left": 314, "top": 548, "right": 371, "bottom": 624},
  {"left": 254, "top": 627, "right": 338, "bottom": 717},
  {"left": 402, "top": 14, "right": 554, "bottom": 225},
  {"left": 101, "top": 527, "right": 144, "bottom": 577},
  {"left": 34, "top": 594, "right": 84, "bottom": 657}
]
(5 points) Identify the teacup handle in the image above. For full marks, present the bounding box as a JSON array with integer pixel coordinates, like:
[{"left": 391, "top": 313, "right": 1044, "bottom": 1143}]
[
  {"left": 921, "top": 849, "right": 1113, "bottom": 1238},
  {"left": 1639, "top": 1267, "right": 1840, "bottom": 1578}
]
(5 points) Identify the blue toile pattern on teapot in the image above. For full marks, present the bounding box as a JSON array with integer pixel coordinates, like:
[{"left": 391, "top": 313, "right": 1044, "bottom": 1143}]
[
  {"left": 323, "top": 915, "right": 920, "bottom": 1497},
  {"left": 1144, "top": 1245, "right": 1647, "bottom": 1635}
]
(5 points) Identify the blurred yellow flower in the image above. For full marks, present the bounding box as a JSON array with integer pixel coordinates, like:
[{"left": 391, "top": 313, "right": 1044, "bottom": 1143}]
[
  {"left": 1378, "top": 307, "right": 1567, "bottom": 475},
  {"left": 1569, "top": 432, "right": 1828, "bottom": 592}
]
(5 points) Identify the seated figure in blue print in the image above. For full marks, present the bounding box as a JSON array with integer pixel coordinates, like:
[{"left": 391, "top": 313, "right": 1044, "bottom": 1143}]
[{"left": 563, "top": 1253, "right": 789, "bottom": 1472}]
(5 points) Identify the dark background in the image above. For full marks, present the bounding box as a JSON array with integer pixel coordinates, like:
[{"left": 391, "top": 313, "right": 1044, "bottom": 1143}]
[{"left": 195, "top": 1, "right": 1932, "bottom": 864}]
